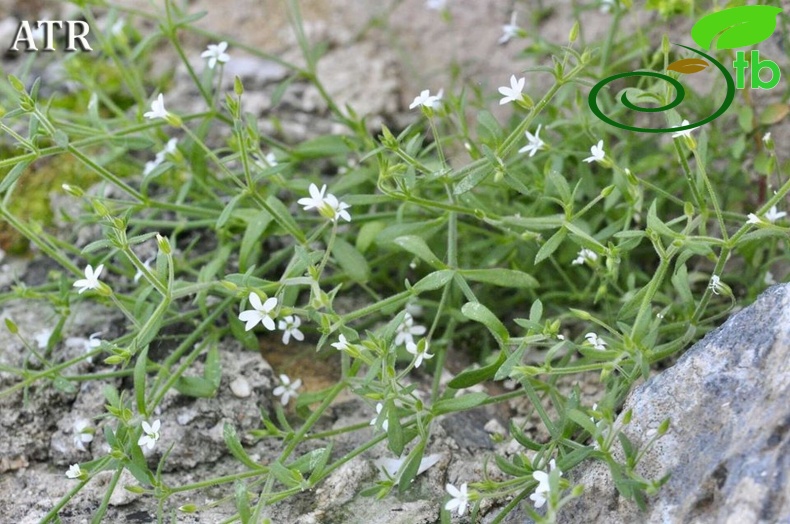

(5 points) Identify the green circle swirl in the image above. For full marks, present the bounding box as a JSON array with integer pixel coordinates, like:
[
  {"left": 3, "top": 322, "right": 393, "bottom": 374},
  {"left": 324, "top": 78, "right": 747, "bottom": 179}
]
[{"left": 588, "top": 44, "right": 735, "bottom": 133}]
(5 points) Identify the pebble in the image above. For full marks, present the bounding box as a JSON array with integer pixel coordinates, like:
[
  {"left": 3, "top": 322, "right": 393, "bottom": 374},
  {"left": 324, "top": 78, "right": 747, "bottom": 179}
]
[{"left": 230, "top": 376, "right": 251, "bottom": 398}]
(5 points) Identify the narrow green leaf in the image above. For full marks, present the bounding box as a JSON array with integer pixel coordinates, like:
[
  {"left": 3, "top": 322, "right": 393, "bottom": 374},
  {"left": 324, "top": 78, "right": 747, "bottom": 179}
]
[
  {"left": 459, "top": 268, "right": 538, "bottom": 289},
  {"left": 269, "top": 461, "right": 302, "bottom": 488},
  {"left": 393, "top": 235, "right": 445, "bottom": 268},
  {"left": 461, "top": 302, "right": 509, "bottom": 345},
  {"left": 356, "top": 221, "right": 386, "bottom": 253},
  {"left": 494, "top": 344, "right": 528, "bottom": 381},
  {"left": 173, "top": 376, "right": 217, "bottom": 398},
  {"left": 413, "top": 270, "right": 454, "bottom": 292},
  {"left": 333, "top": 237, "right": 370, "bottom": 283},
  {"left": 448, "top": 351, "right": 506, "bottom": 389},
  {"left": 564, "top": 221, "right": 605, "bottom": 249},
  {"left": 223, "top": 423, "right": 264, "bottom": 470},
  {"left": 0, "top": 158, "right": 32, "bottom": 193},
  {"left": 398, "top": 441, "right": 426, "bottom": 494},
  {"left": 204, "top": 344, "right": 221, "bottom": 389},
  {"left": 133, "top": 346, "right": 149, "bottom": 416},
  {"left": 535, "top": 228, "right": 566, "bottom": 264},
  {"left": 239, "top": 210, "right": 272, "bottom": 271},
  {"left": 387, "top": 401, "right": 405, "bottom": 456},
  {"left": 235, "top": 481, "right": 251, "bottom": 524},
  {"left": 432, "top": 392, "right": 488, "bottom": 415},
  {"left": 567, "top": 409, "right": 598, "bottom": 436},
  {"left": 646, "top": 201, "right": 678, "bottom": 239}
]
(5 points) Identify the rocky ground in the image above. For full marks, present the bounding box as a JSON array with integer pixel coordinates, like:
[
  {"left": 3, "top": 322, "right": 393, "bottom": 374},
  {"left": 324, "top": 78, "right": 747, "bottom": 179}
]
[{"left": 1, "top": 0, "right": 790, "bottom": 522}]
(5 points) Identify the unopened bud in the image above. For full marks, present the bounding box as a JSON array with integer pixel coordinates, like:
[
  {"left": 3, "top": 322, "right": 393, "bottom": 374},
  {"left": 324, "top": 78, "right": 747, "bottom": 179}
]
[
  {"left": 156, "top": 233, "right": 172, "bottom": 255},
  {"left": 569, "top": 21, "right": 579, "bottom": 43},
  {"left": 62, "top": 183, "right": 84, "bottom": 197},
  {"left": 234, "top": 75, "right": 244, "bottom": 96}
]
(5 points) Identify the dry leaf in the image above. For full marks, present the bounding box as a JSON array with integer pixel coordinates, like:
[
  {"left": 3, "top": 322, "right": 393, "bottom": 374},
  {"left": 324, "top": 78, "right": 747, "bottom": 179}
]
[{"left": 667, "top": 58, "right": 709, "bottom": 74}]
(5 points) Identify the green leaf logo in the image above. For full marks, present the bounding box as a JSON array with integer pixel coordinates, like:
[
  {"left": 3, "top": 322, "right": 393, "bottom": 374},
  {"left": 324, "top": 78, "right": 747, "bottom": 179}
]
[{"left": 691, "top": 5, "right": 782, "bottom": 50}]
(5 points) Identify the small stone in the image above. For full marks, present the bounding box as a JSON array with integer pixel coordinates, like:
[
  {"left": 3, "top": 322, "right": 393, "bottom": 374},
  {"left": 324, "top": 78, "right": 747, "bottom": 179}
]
[{"left": 230, "top": 376, "right": 251, "bottom": 398}]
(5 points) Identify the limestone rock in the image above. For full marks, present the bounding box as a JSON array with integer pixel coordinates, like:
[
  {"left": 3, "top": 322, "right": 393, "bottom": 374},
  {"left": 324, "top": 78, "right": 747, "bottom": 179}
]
[{"left": 559, "top": 284, "right": 790, "bottom": 524}]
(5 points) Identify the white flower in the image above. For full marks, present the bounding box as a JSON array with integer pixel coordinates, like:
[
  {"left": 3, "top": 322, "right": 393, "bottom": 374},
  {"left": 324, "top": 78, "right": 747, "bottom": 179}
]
[
  {"left": 34, "top": 328, "right": 53, "bottom": 350},
  {"left": 143, "top": 159, "right": 160, "bottom": 176},
  {"left": 162, "top": 137, "right": 178, "bottom": 156},
  {"left": 572, "top": 248, "right": 598, "bottom": 266},
  {"left": 273, "top": 374, "right": 301, "bottom": 405},
  {"left": 278, "top": 315, "right": 304, "bottom": 344},
  {"left": 530, "top": 489, "right": 547, "bottom": 508},
  {"left": 395, "top": 313, "right": 427, "bottom": 346},
  {"left": 530, "top": 459, "right": 562, "bottom": 508},
  {"left": 519, "top": 124, "right": 545, "bottom": 157},
  {"left": 409, "top": 89, "right": 443, "bottom": 110},
  {"left": 426, "top": 0, "right": 447, "bottom": 10},
  {"left": 144, "top": 94, "right": 168, "bottom": 120},
  {"left": 763, "top": 132, "right": 772, "bottom": 144},
  {"left": 238, "top": 292, "right": 278, "bottom": 331},
  {"left": 201, "top": 41, "right": 230, "bottom": 69},
  {"left": 374, "top": 453, "right": 442, "bottom": 479},
  {"left": 498, "top": 12, "right": 521, "bottom": 45},
  {"left": 747, "top": 213, "right": 762, "bottom": 225},
  {"left": 671, "top": 119, "right": 693, "bottom": 139},
  {"left": 297, "top": 183, "right": 352, "bottom": 223},
  {"left": 765, "top": 205, "right": 786, "bottom": 223},
  {"left": 134, "top": 256, "right": 155, "bottom": 283},
  {"left": 370, "top": 402, "right": 389, "bottom": 431},
  {"left": 600, "top": 0, "right": 616, "bottom": 13},
  {"left": 66, "top": 464, "right": 82, "bottom": 479},
  {"left": 498, "top": 75, "right": 526, "bottom": 105},
  {"left": 709, "top": 275, "right": 722, "bottom": 295},
  {"left": 406, "top": 340, "right": 434, "bottom": 368},
  {"left": 88, "top": 332, "right": 102, "bottom": 348},
  {"left": 137, "top": 419, "right": 161, "bottom": 450},
  {"left": 585, "top": 332, "right": 607, "bottom": 350},
  {"left": 110, "top": 19, "right": 125, "bottom": 36},
  {"left": 73, "top": 418, "right": 94, "bottom": 452},
  {"left": 445, "top": 482, "right": 470, "bottom": 516},
  {"left": 583, "top": 140, "right": 606, "bottom": 163},
  {"left": 331, "top": 334, "right": 351, "bottom": 351},
  {"left": 764, "top": 271, "right": 776, "bottom": 286},
  {"left": 264, "top": 152, "right": 278, "bottom": 167},
  {"left": 73, "top": 264, "right": 104, "bottom": 294},
  {"left": 85, "top": 332, "right": 101, "bottom": 363}
]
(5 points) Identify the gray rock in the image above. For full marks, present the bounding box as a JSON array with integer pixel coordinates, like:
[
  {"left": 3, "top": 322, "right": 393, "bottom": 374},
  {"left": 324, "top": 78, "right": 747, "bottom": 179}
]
[{"left": 559, "top": 284, "right": 790, "bottom": 524}]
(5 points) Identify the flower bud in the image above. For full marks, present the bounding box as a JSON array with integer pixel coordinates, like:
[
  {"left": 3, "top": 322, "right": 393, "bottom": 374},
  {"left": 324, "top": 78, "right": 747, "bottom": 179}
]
[
  {"left": 62, "top": 183, "right": 84, "bottom": 197},
  {"left": 234, "top": 75, "right": 244, "bottom": 96},
  {"left": 569, "top": 21, "right": 579, "bottom": 43},
  {"left": 156, "top": 233, "right": 171, "bottom": 255},
  {"left": 164, "top": 113, "right": 183, "bottom": 128}
]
